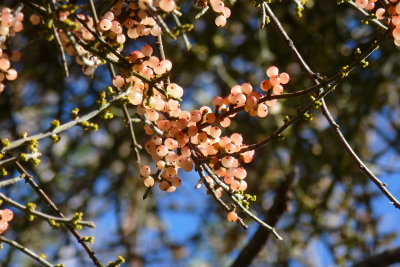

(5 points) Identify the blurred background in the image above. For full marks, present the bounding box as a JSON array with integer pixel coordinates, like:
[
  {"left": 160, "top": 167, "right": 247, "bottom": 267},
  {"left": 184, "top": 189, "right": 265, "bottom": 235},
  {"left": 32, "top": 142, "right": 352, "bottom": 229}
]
[{"left": 1, "top": 0, "right": 400, "bottom": 266}]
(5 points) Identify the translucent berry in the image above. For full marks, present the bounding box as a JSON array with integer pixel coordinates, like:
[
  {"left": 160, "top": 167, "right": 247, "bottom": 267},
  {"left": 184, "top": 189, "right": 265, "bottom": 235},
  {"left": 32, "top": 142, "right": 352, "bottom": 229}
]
[{"left": 227, "top": 211, "right": 238, "bottom": 222}]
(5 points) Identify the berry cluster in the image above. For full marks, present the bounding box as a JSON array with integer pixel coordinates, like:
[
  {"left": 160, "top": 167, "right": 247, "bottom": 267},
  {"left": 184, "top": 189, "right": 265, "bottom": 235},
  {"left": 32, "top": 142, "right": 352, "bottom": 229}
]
[
  {"left": 0, "top": 7, "right": 24, "bottom": 93},
  {"left": 355, "top": 0, "right": 377, "bottom": 11},
  {"left": 0, "top": 209, "right": 14, "bottom": 234},
  {"left": 209, "top": 0, "right": 231, "bottom": 27},
  {"left": 124, "top": 46, "right": 290, "bottom": 201}
]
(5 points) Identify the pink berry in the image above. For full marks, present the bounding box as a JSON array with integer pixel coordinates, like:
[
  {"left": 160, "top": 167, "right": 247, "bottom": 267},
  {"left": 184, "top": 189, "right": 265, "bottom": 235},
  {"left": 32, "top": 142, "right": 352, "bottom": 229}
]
[
  {"left": 6, "top": 69, "right": 17, "bottom": 81},
  {"left": 0, "top": 209, "right": 13, "bottom": 222},
  {"left": 266, "top": 66, "right": 279, "bottom": 78},
  {"left": 143, "top": 176, "right": 155, "bottom": 187},
  {"left": 215, "top": 15, "right": 227, "bottom": 27},
  {"left": 99, "top": 19, "right": 112, "bottom": 31},
  {"left": 279, "top": 72, "right": 290, "bottom": 84},
  {"left": 227, "top": 211, "right": 238, "bottom": 222},
  {"left": 140, "top": 165, "right": 151, "bottom": 176},
  {"left": 112, "top": 75, "right": 125, "bottom": 87},
  {"left": 159, "top": 0, "right": 176, "bottom": 12}
]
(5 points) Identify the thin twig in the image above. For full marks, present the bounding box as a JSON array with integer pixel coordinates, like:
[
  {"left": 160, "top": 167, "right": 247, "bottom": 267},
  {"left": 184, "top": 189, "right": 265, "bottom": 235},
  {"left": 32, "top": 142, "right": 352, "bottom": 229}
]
[
  {"left": 122, "top": 105, "right": 142, "bottom": 165},
  {"left": 0, "top": 152, "right": 41, "bottom": 167},
  {"left": 143, "top": 170, "right": 162, "bottom": 200},
  {"left": 195, "top": 6, "right": 209, "bottom": 19},
  {"left": 16, "top": 162, "right": 104, "bottom": 266},
  {"left": 0, "top": 192, "right": 95, "bottom": 227},
  {"left": 263, "top": 2, "right": 399, "bottom": 209},
  {"left": 47, "top": 0, "right": 69, "bottom": 78},
  {"left": 0, "top": 236, "right": 56, "bottom": 267},
  {"left": 230, "top": 170, "right": 297, "bottom": 267},
  {"left": 201, "top": 163, "right": 283, "bottom": 240},
  {"left": 1, "top": 91, "right": 129, "bottom": 154},
  {"left": 346, "top": 0, "right": 388, "bottom": 30},
  {"left": 172, "top": 13, "right": 192, "bottom": 51},
  {"left": 145, "top": 3, "right": 177, "bottom": 40},
  {"left": 0, "top": 175, "right": 25, "bottom": 187},
  {"left": 86, "top": 0, "right": 142, "bottom": 166},
  {"left": 198, "top": 165, "right": 248, "bottom": 229},
  {"left": 155, "top": 35, "right": 171, "bottom": 85},
  {"left": 321, "top": 101, "right": 400, "bottom": 209}
]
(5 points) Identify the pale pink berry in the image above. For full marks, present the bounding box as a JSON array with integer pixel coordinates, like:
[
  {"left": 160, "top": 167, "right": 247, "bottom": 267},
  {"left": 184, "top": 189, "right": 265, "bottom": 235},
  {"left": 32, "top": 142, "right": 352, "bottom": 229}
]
[
  {"left": 159, "top": 0, "right": 176, "bottom": 12},
  {"left": 376, "top": 8, "right": 385, "bottom": 20},
  {"left": 241, "top": 83, "right": 253, "bottom": 95},
  {"left": 103, "top": 11, "right": 115, "bottom": 21},
  {"left": 220, "top": 117, "right": 231, "bottom": 128},
  {"left": 355, "top": 0, "right": 368, "bottom": 9},
  {"left": 146, "top": 109, "right": 159, "bottom": 121},
  {"left": 239, "top": 180, "right": 247, "bottom": 191},
  {"left": 99, "top": 19, "right": 112, "bottom": 31},
  {"left": 227, "top": 211, "right": 238, "bottom": 222},
  {"left": 111, "top": 21, "right": 122, "bottom": 33},
  {"left": 142, "top": 45, "right": 153, "bottom": 57},
  {"left": 235, "top": 168, "right": 247, "bottom": 179},
  {"left": 257, "top": 103, "right": 269, "bottom": 117},
  {"left": 156, "top": 145, "right": 169, "bottom": 157},
  {"left": 29, "top": 14, "right": 41, "bottom": 25},
  {"left": 273, "top": 85, "right": 283, "bottom": 95},
  {"left": 0, "top": 209, "right": 13, "bottom": 222},
  {"left": 0, "top": 58, "right": 10, "bottom": 70},
  {"left": 222, "top": 7, "right": 231, "bottom": 19},
  {"left": 221, "top": 156, "right": 234, "bottom": 168},
  {"left": 270, "top": 76, "right": 281, "bottom": 86},
  {"left": 6, "top": 69, "right": 17, "bottom": 81},
  {"left": 224, "top": 176, "right": 234, "bottom": 184},
  {"left": 279, "top": 72, "right": 290, "bottom": 84},
  {"left": 167, "top": 83, "right": 183, "bottom": 98},
  {"left": 0, "top": 221, "right": 8, "bottom": 234},
  {"left": 230, "top": 179, "right": 240, "bottom": 191},
  {"left": 393, "top": 27, "right": 400, "bottom": 40},
  {"left": 230, "top": 133, "right": 243, "bottom": 145},
  {"left": 112, "top": 75, "right": 125, "bottom": 87},
  {"left": 266, "top": 66, "right": 279, "bottom": 77},
  {"left": 215, "top": 15, "right": 227, "bottom": 27},
  {"left": 140, "top": 165, "right": 151, "bottom": 176},
  {"left": 211, "top": 0, "right": 224, "bottom": 12},
  {"left": 213, "top": 96, "right": 224, "bottom": 107},
  {"left": 260, "top": 80, "right": 272, "bottom": 91},
  {"left": 144, "top": 176, "right": 155, "bottom": 187}
]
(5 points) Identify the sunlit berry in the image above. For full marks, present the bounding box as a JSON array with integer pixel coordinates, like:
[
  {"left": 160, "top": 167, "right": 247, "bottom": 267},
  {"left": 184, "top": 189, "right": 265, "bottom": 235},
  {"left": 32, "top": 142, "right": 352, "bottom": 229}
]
[{"left": 227, "top": 211, "right": 238, "bottom": 222}]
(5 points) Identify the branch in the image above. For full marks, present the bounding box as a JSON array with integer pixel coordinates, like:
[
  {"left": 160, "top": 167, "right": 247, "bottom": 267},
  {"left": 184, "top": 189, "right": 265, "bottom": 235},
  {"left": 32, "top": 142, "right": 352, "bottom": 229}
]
[
  {"left": 200, "top": 163, "right": 283, "bottom": 240},
  {"left": 86, "top": 0, "right": 142, "bottom": 165},
  {"left": 264, "top": 2, "right": 399, "bottom": 209},
  {"left": 351, "top": 247, "right": 400, "bottom": 267},
  {"left": 345, "top": 0, "right": 388, "bottom": 30},
  {"left": 0, "top": 152, "right": 41, "bottom": 168},
  {"left": 197, "top": 165, "right": 248, "bottom": 229},
  {"left": 1, "top": 91, "right": 128, "bottom": 154},
  {"left": 0, "top": 175, "right": 25, "bottom": 187},
  {"left": 230, "top": 170, "right": 296, "bottom": 267},
  {"left": 321, "top": 101, "right": 400, "bottom": 209},
  {"left": 0, "top": 192, "right": 95, "bottom": 228},
  {"left": 15, "top": 162, "right": 105, "bottom": 267},
  {"left": 0, "top": 236, "right": 56, "bottom": 267}
]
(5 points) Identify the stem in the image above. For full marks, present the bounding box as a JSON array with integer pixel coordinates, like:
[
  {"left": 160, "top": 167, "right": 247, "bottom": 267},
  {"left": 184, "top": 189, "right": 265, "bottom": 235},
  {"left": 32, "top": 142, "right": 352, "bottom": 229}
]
[{"left": 0, "top": 236, "right": 56, "bottom": 267}]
